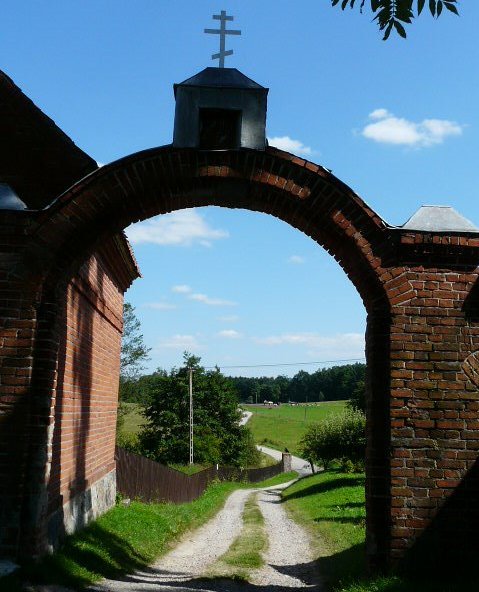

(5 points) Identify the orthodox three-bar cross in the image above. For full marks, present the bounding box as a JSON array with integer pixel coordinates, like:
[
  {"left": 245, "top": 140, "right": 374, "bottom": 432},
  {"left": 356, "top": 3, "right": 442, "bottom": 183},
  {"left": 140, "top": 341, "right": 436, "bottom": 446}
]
[{"left": 204, "top": 10, "right": 241, "bottom": 68}]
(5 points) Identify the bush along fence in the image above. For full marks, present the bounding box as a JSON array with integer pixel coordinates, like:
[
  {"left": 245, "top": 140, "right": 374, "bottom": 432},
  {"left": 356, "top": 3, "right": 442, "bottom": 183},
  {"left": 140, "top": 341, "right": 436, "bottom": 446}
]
[{"left": 115, "top": 446, "right": 289, "bottom": 504}]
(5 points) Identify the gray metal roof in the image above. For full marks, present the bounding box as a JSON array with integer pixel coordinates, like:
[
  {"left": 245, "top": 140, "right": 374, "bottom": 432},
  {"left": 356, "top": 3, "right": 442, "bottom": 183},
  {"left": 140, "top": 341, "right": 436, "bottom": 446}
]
[
  {"left": 175, "top": 67, "right": 265, "bottom": 93},
  {"left": 402, "top": 205, "right": 479, "bottom": 232},
  {"left": 0, "top": 183, "right": 27, "bottom": 210}
]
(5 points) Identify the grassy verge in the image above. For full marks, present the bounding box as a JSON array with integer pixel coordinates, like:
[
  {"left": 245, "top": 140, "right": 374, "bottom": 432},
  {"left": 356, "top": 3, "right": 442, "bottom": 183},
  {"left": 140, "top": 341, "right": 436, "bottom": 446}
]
[
  {"left": 207, "top": 492, "right": 267, "bottom": 581},
  {"left": 248, "top": 401, "right": 347, "bottom": 454},
  {"left": 253, "top": 470, "right": 298, "bottom": 488},
  {"left": 2, "top": 481, "right": 239, "bottom": 592},
  {"left": 282, "top": 470, "right": 479, "bottom": 592},
  {"left": 2, "top": 471, "right": 297, "bottom": 592},
  {"left": 169, "top": 462, "right": 210, "bottom": 475},
  {"left": 282, "top": 469, "right": 366, "bottom": 587}
]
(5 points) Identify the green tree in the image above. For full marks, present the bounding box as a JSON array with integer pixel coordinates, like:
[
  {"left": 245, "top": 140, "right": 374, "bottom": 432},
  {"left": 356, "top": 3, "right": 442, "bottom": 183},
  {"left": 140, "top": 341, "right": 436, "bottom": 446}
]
[
  {"left": 137, "top": 353, "right": 259, "bottom": 467},
  {"left": 120, "top": 302, "right": 151, "bottom": 380},
  {"left": 118, "top": 302, "right": 151, "bottom": 410},
  {"left": 300, "top": 410, "right": 366, "bottom": 470},
  {"left": 348, "top": 379, "right": 366, "bottom": 413},
  {"left": 332, "top": 0, "right": 459, "bottom": 40}
]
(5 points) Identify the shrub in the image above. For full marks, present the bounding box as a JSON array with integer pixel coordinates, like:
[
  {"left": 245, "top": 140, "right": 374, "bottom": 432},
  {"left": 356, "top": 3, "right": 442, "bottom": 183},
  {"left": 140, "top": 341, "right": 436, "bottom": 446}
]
[{"left": 299, "top": 410, "right": 366, "bottom": 470}]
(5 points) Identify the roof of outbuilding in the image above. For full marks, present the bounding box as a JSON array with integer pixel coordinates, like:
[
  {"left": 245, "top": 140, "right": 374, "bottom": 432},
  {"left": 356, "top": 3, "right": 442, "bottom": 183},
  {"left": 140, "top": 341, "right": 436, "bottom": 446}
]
[
  {"left": 0, "top": 69, "right": 141, "bottom": 281},
  {"left": 174, "top": 67, "right": 266, "bottom": 95},
  {"left": 0, "top": 69, "right": 97, "bottom": 209},
  {"left": 402, "top": 205, "right": 479, "bottom": 232}
]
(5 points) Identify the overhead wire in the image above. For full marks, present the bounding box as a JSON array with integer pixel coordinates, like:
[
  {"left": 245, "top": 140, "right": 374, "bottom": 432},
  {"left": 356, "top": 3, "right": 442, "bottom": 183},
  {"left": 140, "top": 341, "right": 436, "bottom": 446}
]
[{"left": 204, "top": 356, "right": 366, "bottom": 370}]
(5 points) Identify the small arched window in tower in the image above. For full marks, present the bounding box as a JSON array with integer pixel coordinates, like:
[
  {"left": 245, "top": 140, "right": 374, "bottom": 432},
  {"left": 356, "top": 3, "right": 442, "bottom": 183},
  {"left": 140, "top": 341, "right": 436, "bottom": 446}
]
[{"left": 199, "top": 108, "right": 241, "bottom": 149}]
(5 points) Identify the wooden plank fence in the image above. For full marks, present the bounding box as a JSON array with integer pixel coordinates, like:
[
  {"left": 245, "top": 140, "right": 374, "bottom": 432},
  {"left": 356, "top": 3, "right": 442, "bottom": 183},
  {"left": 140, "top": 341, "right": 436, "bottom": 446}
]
[{"left": 115, "top": 446, "right": 285, "bottom": 504}]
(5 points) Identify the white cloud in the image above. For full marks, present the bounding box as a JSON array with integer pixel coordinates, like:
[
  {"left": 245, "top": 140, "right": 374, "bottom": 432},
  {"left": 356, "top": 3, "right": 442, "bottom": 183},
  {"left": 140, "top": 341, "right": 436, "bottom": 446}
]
[
  {"left": 126, "top": 209, "right": 229, "bottom": 246},
  {"left": 157, "top": 334, "right": 202, "bottom": 350},
  {"left": 189, "top": 293, "right": 237, "bottom": 307},
  {"left": 217, "top": 329, "right": 243, "bottom": 339},
  {"left": 144, "top": 302, "right": 176, "bottom": 310},
  {"left": 172, "top": 284, "right": 192, "bottom": 294},
  {"left": 217, "top": 315, "right": 239, "bottom": 323},
  {"left": 288, "top": 255, "right": 304, "bottom": 265},
  {"left": 268, "top": 135, "right": 313, "bottom": 156},
  {"left": 369, "top": 108, "right": 391, "bottom": 120},
  {"left": 361, "top": 108, "right": 463, "bottom": 147},
  {"left": 254, "top": 332, "right": 364, "bottom": 358}
]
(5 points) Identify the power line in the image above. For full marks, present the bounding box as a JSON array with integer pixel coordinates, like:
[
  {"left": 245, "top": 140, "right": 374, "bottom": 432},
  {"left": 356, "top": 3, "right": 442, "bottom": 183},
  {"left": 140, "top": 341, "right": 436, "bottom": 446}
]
[{"left": 204, "top": 357, "right": 366, "bottom": 370}]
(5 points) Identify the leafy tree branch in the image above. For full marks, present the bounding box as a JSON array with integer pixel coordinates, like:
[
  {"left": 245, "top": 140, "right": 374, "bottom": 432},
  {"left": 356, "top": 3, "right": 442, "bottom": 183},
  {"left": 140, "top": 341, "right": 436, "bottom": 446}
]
[{"left": 332, "top": 0, "right": 459, "bottom": 39}]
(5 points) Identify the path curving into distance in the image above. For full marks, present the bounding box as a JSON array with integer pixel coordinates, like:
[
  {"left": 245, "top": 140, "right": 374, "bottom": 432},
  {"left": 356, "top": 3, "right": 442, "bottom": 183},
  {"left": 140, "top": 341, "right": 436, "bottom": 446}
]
[
  {"left": 240, "top": 408, "right": 318, "bottom": 476},
  {"left": 89, "top": 480, "right": 321, "bottom": 591}
]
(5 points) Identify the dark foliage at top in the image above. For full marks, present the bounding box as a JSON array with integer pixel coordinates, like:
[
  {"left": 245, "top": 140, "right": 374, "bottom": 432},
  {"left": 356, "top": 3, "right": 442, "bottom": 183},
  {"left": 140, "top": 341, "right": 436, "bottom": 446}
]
[{"left": 333, "top": 0, "right": 459, "bottom": 40}]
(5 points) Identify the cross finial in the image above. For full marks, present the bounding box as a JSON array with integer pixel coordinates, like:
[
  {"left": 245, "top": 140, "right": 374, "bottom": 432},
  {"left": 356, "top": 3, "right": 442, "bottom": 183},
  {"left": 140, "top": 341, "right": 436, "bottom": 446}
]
[{"left": 204, "top": 10, "right": 241, "bottom": 68}]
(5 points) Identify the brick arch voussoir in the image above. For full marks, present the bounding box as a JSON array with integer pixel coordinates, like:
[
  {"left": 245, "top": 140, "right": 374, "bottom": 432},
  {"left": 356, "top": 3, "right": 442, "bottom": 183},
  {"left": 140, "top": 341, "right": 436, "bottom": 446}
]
[{"left": 30, "top": 146, "right": 392, "bottom": 312}]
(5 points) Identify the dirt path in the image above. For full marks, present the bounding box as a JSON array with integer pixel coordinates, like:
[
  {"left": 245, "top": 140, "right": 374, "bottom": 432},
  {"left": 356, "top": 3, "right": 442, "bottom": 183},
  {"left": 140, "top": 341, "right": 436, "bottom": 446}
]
[
  {"left": 252, "top": 485, "right": 320, "bottom": 588},
  {"left": 89, "top": 481, "right": 321, "bottom": 591}
]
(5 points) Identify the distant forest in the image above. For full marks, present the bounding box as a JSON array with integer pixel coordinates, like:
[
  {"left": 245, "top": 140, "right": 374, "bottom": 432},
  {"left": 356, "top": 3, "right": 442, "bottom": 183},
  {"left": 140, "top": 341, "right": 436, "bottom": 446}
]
[
  {"left": 230, "top": 363, "right": 365, "bottom": 404},
  {"left": 120, "top": 363, "right": 366, "bottom": 406}
]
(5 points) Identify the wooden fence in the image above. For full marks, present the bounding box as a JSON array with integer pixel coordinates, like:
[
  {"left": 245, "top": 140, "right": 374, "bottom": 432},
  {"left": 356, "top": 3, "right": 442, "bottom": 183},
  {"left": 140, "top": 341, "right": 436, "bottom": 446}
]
[{"left": 115, "top": 446, "right": 285, "bottom": 504}]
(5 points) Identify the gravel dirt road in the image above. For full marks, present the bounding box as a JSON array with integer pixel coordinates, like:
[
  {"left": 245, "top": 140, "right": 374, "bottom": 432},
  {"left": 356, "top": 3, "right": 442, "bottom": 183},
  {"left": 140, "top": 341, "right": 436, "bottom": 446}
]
[{"left": 90, "top": 480, "right": 321, "bottom": 591}]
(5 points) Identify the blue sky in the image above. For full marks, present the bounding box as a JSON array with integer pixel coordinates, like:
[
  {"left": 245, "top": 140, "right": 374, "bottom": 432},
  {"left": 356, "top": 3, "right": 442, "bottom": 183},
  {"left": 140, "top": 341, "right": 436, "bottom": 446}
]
[{"left": 2, "top": 2, "right": 478, "bottom": 376}]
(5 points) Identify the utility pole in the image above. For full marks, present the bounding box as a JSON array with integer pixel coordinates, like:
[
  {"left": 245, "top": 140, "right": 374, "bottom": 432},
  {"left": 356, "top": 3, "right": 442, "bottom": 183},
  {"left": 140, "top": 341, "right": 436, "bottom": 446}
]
[{"left": 189, "top": 367, "right": 194, "bottom": 465}]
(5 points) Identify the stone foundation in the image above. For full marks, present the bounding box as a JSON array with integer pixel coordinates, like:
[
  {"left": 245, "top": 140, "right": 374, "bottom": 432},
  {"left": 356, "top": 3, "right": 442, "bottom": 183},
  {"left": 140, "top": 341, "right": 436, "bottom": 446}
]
[{"left": 47, "top": 469, "right": 116, "bottom": 552}]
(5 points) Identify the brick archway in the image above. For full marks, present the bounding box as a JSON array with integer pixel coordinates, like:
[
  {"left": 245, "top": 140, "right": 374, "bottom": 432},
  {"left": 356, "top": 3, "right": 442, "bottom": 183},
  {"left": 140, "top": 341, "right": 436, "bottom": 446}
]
[{"left": 2, "top": 145, "right": 479, "bottom": 574}]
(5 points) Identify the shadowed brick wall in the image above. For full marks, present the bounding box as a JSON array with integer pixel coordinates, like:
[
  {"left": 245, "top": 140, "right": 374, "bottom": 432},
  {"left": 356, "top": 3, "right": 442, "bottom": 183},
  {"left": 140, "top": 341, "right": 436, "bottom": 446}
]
[
  {"left": 1, "top": 146, "right": 479, "bottom": 576},
  {"left": 45, "top": 249, "right": 126, "bottom": 551}
]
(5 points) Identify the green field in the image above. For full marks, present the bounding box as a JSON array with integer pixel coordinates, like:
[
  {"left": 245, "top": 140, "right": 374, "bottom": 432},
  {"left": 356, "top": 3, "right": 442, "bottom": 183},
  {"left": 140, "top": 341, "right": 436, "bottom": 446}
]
[
  {"left": 119, "top": 400, "right": 348, "bottom": 461},
  {"left": 247, "top": 401, "right": 347, "bottom": 455},
  {"left": 119, "top": 401, "right": 145, "bottom": 436}
]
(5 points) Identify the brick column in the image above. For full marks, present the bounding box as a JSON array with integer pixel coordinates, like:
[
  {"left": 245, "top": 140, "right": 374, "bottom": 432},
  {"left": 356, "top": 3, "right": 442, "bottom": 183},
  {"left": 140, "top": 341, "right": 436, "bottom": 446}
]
[
  {"left": 0, "top": 211, "right": 42, "bottom": 556},
  {"left": 386, "top": 261, "right": 479, "bottom": 575}
]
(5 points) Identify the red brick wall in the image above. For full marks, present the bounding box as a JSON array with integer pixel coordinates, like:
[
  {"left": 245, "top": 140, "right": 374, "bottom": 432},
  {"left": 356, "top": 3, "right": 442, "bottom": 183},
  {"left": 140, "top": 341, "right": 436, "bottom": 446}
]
[
  {"left": 2, "top": 147, "right": 479, "bottom": 575},
  {"left": 46, "top": 251, "right": 124, "bottom": 524},
  {"left": 384, "top": 266, "right": 479, "bottom": 573}
]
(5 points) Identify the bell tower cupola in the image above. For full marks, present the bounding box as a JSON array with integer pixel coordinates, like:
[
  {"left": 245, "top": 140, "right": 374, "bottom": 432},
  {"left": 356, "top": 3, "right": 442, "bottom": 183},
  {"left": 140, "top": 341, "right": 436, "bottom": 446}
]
[{"left": 172, "top": 10, "right": 268, "bottom": 150}]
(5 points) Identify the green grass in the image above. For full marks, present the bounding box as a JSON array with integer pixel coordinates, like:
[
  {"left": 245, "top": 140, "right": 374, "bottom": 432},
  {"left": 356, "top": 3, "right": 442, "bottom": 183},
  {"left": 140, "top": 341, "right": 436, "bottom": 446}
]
[
  {"left": 207, "top": 492, "right": 267, "bottom": 581},
  {"left": 169, "top": 463, "right": 210, "bottom": 475},
  {"left": 282, "top": 469, "right": 366, "bottom": 586},
  {"left": 3, "top": 481, "right": 239, "bottom": 591},
  {"left": 252, "top": 451, "right": 278, "bottom": 468},
  {"left": 253, "top": 470, "right": 298, "bottom": 488},
  {"left": 248, "top": 401, "right": 347, "bottom": 454},
  {"left": 119, "top": 401, "right": 145, "bottom": 436},
  {"left": 282, "top": 470, "right": 479, "bottom": 592},
  {"left": 1, "top": 471, "right": 298, "bottom": 592}
]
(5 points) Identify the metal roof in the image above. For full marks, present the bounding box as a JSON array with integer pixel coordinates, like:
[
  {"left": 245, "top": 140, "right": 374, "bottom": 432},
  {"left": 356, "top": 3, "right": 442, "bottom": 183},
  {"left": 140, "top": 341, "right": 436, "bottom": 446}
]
[
  {"left": 402, "top": 205, "right": 479, "bottom": 232},
  {"left": 175, "top": 67, "right": 266, "bottom": 95}
]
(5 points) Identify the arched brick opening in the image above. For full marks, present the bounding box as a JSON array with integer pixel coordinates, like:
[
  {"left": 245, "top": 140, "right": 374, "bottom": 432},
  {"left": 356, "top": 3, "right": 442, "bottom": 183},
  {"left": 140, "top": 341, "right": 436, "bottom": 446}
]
[{"left": 2, "top": 145, "right": 479, "bottom": 574}]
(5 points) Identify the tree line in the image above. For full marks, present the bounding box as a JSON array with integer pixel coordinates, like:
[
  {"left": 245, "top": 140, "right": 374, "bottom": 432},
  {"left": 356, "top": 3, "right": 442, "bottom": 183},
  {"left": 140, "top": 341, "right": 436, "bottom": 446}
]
[
  {"left": 120, "top": 362, "right": 366, "bottom": 408},
  {"left": 119, "top": 303, "right": 366, "bottom": 408},
  {"left": 229, "top": 363, "right": 366, "bottom": 405}
]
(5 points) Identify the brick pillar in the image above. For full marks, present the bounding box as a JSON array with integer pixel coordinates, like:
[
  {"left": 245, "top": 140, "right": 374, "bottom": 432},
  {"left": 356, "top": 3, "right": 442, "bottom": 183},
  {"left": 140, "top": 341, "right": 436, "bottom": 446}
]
[
  {"left": 387, "top": 268, "right": 479, "bottom": 576},
  {"left": 365, "top": 310, "right": 392, "bottom": 571},
  {"left": 0, "top": 211, "right": 42, "bottom": 557}
]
